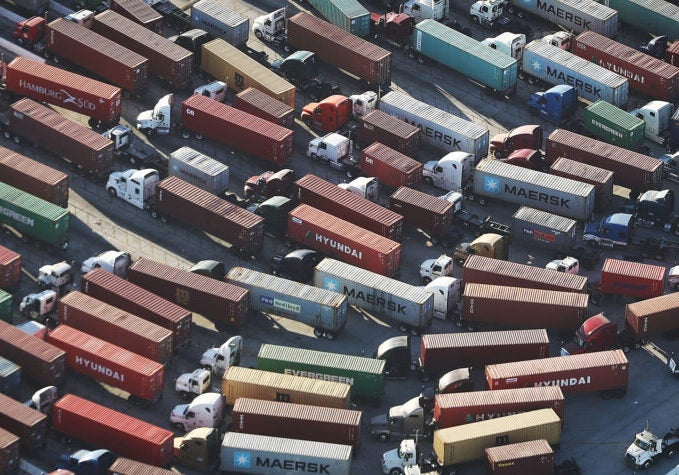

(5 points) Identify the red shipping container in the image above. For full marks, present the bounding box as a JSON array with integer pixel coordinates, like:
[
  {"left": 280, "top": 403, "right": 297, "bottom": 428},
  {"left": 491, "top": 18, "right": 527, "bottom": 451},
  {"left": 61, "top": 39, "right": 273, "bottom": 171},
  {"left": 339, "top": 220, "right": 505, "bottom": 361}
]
[
  {"left": 0, "top": 246, "right": 21, "bottom": 290},
  {"left": 58, "top": 291, "right": 173, "bottom": 363},
  {"left": 625, "top": 292, "right": 679, "bottom": 338},
  {"left": 0, "top": 321, "right": 65, "bottom": 386},
  {"left": 357, "top": 110, "right": 420, "bottom": 157},
  {"left": 0, "top": 147, "right": 68, "bottom": 208},
  {"left": 600, "top": 258, "right": 666, "bottom": 300},
  {"left": 0, "top": 427, "right": 19, "bottom": 475},
  {"left": 182, "top": 94, "right": 294, "bottom": 166},
  {"left": 287, "top": 204, "right": 401, "bottom": 277},
  {"left": 108, "top": 458, "right": 178, "bottom": 475},
  {"left": 81, "top": 268, "right": 192, "bottom": 352},
  {"left": 389, "top": 186, "right": 454, "bottom": 238},
  {"left": 549, "top": 157, "right": 614, "bottom": 211},
  {"left": 420, "top": 329, "right": 549, "bottom": 379},
  {"left": 360, "top": 142, "right": 422, "bottom": 189},
  {"left": 485, "top": 439, "right": 554, "bottom": 475},
  {"left": 0, "top": 393, "right": 48, "bottom": 453},
  {"left": 434, "top": 386, "right": 564, "bottom": 429},
  {"left": 109, "top": 0, "right": 163, "bottom": 33},
  {"left": 486, "top": 349, "right": 629, "bottom": 394},
  {"left": 234, "top": 87, "right": 295, "bottom": 129},
  {"left": 667, "top": 41, "right": 679, "bottom": 66},
  {"left": 128, "top": 258, "right": 249, "bottom": 326},
  {"left": 47, "top": 325, "right": 164, "bottom": 404},
  {"left": 293, "top": 174, "right": 403, "bottom": 240},
  {"left": 52, "top": 394, "right": 173, "bottom": 467}
]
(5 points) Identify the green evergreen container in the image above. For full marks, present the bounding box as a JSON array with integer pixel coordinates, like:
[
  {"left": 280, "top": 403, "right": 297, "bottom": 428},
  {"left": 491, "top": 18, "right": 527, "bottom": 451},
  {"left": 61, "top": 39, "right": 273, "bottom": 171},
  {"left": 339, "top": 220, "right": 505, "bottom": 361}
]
[
  {"left": 306, "top": 0, "right": 370, "bottom": 37},
  {"left": 594, "top": 0, "right": 679, "bottom": 40},
  {"left": 0, "top": 290, "right": 12, "bottom": 323},
  {"left": 583, "top": 100, "right": 645, "bottom": 150}
]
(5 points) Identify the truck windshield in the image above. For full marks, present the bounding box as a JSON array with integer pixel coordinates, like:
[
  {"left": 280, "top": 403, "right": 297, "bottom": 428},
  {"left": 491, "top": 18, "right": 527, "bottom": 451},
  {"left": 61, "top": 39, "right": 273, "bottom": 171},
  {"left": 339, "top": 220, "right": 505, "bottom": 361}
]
[
  {"left": 574, "top": 335, "right": 586, "bottom": 347},
  {"left": 634, "top": 438, "right": 651, "bottom": 450}
]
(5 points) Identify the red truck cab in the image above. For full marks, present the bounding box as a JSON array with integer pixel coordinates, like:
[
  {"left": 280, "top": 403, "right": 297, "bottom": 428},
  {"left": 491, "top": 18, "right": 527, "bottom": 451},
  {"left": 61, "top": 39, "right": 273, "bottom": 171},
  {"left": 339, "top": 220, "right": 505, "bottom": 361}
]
[
  {"left": 301, "top": 95, "right": 352, "bottom": 133},
  {"left": 489, "top": 124, "right": 543, "bottom": 159},
  {"left": 243, "top": 169, "right": 295, "bottom": 199},
  {"left": 370, "top": 12, "right": 415, "bottom": 47},
  {"left": 561, "top": 313, "right": 619, "bottom": 356},
  {"left": 501, "top": 148, "right": 545, "bottom": 171},
  {"left": 13, "top": 16, "right": 46, "bottom": 46}
]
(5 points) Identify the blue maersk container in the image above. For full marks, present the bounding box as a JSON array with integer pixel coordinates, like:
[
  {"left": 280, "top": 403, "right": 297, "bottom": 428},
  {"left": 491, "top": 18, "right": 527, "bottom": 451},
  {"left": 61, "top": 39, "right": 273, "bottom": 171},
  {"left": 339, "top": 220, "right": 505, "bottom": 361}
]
[
  {"left": 0, "top": 356, "right": 21, "bottom": 399},
  {"left": 412, "top": 20, "right": 518, "bottom": 95},
  {"left": 306, "top": 0, "right": 370, "bottom": 37}
]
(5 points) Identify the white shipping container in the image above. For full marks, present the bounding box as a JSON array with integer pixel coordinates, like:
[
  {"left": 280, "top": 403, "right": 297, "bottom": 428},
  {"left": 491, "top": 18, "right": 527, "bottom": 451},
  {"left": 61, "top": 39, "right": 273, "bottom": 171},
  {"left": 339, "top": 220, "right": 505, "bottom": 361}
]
[
  {"left": 168, "top": 146, "right": 229, "bottom": 195},
  {"left": 191, "top": 0, "right": 249, "bottom": 46}
]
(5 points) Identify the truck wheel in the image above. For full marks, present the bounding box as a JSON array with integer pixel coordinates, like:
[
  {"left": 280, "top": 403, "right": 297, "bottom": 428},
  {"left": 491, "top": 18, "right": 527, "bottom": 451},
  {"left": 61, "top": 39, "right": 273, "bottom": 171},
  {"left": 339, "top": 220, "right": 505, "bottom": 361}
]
[
  {"left": 379, "top": 433, "right": 389, "bottom": 442},
  {"left": 389, "top": 469, "right": 402, "bottom": 475},
  {"left": 160, "top": 215, "right": 168, "bottom": 224},
  {"left": 325, "top": 332, "right": 335, "bottom": 340},
  {"left": 194, "top": 133, "right": 203, "bottom": 140},
  {"left": 478, "top": 197, "right": 487, "bottom": 206},
  {"left": 303, "top": 117, "right": 312, "bottom": 127},
  {"left": 313, "top": 328, "right": 323, "bottom": 338},
  {"left": 173, "top": 423, "right": 185, "bottom": 432},
  {"left": 590, "top": 292, "right": 601, "bottom": 305},
  {"left": 423, "top": 176, "right": 433, "bottom": 185},
  {"left": 254, "top": 30, "right": 263, "bottom": 39},
  {"left": 398, "top": 323, "right": 408, "bottom": 333},
  {"left": 517, "top": 9, "right": 525, "bottom": 18},
  {"left": 472, "top": 15, "right": 479, "bottom": 23},
  {"left": 181, "top": 130, "right": 190, "bottom": 139},
  {"left": 621, "top": 344, "right": 631, "bottom": 353},
  {"left": 643, "top": 459, "right": 652, "bottom": 469},
  {"left": 107, "top": 187, "right": 117, "bottom": 197},
  {"left": 527, "top": 76, "right": 537, "bottom": 85},
  {"left": 128, "top": 156, "right": 137, "bottom": 166},
  {"left": 422, "top": 277, "right": 431, "bottom": 284},
  {"left": 518, "top": 70, "right": 526, "bottom": 80}
]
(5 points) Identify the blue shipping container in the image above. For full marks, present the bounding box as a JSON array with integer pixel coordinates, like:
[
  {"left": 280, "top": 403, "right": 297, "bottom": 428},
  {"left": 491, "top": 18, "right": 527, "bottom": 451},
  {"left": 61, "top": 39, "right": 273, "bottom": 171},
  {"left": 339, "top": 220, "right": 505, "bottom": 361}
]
[{"left": 0, "top": 356, "right": 21, "bottom": 399}]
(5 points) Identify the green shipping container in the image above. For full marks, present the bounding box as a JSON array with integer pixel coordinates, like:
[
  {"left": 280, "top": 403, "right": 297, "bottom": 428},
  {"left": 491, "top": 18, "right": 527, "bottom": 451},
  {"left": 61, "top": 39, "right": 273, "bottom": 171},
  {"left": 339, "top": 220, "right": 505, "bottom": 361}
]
[
  {"left": 257, "top": 343, "right": 385, "bottom": 399},
  {"left": 306, "top": 0, "right": 370, "bottom": 37},
  {"left": 583, "top": 100, "right": 645, "bottom": 150},
  {"left": 596, "top": 0, "right": 679, "bottom": 40},
  {"left": 0, "top": 290, "right": 11, "bottom": 323},
  {"left": 0, "top": 182, "right": 69, "bottom": 249}
]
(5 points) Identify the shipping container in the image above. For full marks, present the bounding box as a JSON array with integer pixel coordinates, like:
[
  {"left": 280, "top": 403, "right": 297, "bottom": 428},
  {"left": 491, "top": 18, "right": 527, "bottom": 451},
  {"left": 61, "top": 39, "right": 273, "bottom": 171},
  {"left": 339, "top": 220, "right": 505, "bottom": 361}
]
[
  {"left": 389, "top": 186, "right": 455, "bottom": 239},
  {"left": 9, "top": 98, "right": 114, "bottom": 180},
  {"left": 0, "top": 293, "right": 9, "bottom": 324},
  {"left": 168, "top": 147, "right": 229, "bottom": 195},
  {"left": 182, "top": 94, "right": 294, "bottom": 167},
  {"left": 257, "top": 343, "right": 385, "bottom": 400},
  {"left": 14, "top": 321, "right": 46, "bottom": 340},
  {"left": 472, "top": 159, "right": 595, "bottom": 221},
  {"left": 625, "top": 292, "right": 679, "bottom": 338},
  {"left": 232, "top": 398, "right": 361, "bottom": 449},
  {"left": 0, "top": 321, "right": 65, "bottom": 386},
  {"left": 288, "top": 204, "right": 401, "bottom": 277},
  {"left": 286, "top": 12, "right": 391, "bottom": 87},
  {"left": 548, "top": 157, "right": 614, "bottom": 211},
  {"left": 511, "top": 207, "right": 577, "bottom": 254},
  {"left": 225, "top": 267, "right": 347, "bottom": 337},
  {"left": 155, "top": 176, "right": 264, "bottom": 255},
  {"left": 0, "top": 147, "right": 68, "bottom": 208},
  {"left": 53, "top": 394, "right": 173, "bottom": 467},
  {"left": 305, "top": 0, "right": 369, "bottom": 36},
  {"left": 583, "top": 100, "right": 645, "bottom": 149},
  {"left": 0, "top": 428, "right": 19, "bottom": 475},
  {"left": 600, "top": 258, "right": 666, "bottom": 300},
  {"left": 413, "top": 20, "right": 518, "bottom": 95},
  {"left": 668, "top": 41, "right": 679, "bottom": 66},
  {"left": 110, "top": 0, "right": 164, "bottom": 33},
  {"left": 128, "top": 257, "right": 248, "bottom": 326},
  {"left": 0, "top": 357, "right": 20, "bottom": 399},
  {"left": 92, "top": 10, "right": 193, "bottom": 89},
  {"left": 191, "top": 0, "right": 248, "bottom": 46},
  {"left": 108, "top": 457, "right": 179, "bottom": 475},
  {"left": 356, "top": 110, "right": 420, "bottom": 157},
  {"left": 220, "top": 432, "right": 352, "bottom": 475},
  {"left": 485, "top": 439, "right": 554, "bottom": 475},
  {"left": 486, "top": 349, "right": 629, "bottom": 394},
  {"left": 45, "top": 18, "right": 149, "bottom": 96},
  {"left": 594, "top": 0, "right": 679, "bottom": 40},
  {"left": 47, "top": 325, "right": 165, "bottom": 404},
  {"left": 233, "top": 87, "right": 295, "bottom": 129},
  {"left": 0, "top": 246, "right": 20, "bottom": 291},
  {"left": 379, "top": 91, "right": 488, "bottom": 160},
  {"left": 293, "top": 174, "right": 404, "bottom": 240},
  {"left": 509, "top": 0, "right": 617, "bottom": 35},
  {"left": 360, "top": 142, "right": 423, "bottom": 189},
  {"left": 0, "top": 393, "right": 47, "bottom": 453},
  {"left": 314, "top": 258, "right": 433, "bottom": 332},
  {"left": 522, "top": 41, "right": 629, "bottom": 107},
  {"left": 222, "top": 366, "right": 351, "bottom": 408},
  {"left": 201, "top": 39, "right": 295, "bottom": 107}
]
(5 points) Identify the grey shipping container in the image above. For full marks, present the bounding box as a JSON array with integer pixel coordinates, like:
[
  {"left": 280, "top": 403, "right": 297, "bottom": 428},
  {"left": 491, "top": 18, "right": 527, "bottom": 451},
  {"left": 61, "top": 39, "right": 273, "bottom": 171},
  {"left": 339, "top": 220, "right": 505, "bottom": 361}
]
[
  {"left": 220, "top": 432, "right": 352, "bottom": 475},
  {"left": 109, "top": 0, "right": 164, "bottom": 34},
  {"left": 511, "top": 207, "right": 577, "bottom": 253},
  {"left": 305, "top": 0, "right": 370, "bottom": 36},
  {"left": 168, "top": 147, "right": 229, "bottom": 195},
  {"left": 0, "top": 393, "right": 48, "bottom": 453},
  {"left": 472, "top": 159, "right": 595, "bottom": 221},
  {"left": 225, "top": 267, "right": 348, "bottom": 338},
  {"left": 0, "top": 357, "right": 20, "bottom": 399},
  {"left": 379, "top": 91, "right": 489, "bottom": 161},
  {"left": 508, "top": 0, "right": 618, "bottom": 35},
  {"left": 314, "top": 258, "right": 434, "bottom": 332},
  {"left": 549, "top": 157, "right": 614, "bottom": 211},
  {"left": 191, "top": 0, "right": 249, "bottom": 46}
]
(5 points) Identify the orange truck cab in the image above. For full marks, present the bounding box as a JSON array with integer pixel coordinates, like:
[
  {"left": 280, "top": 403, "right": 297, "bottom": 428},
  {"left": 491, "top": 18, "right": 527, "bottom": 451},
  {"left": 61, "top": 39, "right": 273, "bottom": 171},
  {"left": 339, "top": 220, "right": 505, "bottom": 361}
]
[
  {"left": 301, "top": 95, "right": 352, "bottom": 133},
  {"left": 12, "top": 16, "right": 46, "bottom": 47}
]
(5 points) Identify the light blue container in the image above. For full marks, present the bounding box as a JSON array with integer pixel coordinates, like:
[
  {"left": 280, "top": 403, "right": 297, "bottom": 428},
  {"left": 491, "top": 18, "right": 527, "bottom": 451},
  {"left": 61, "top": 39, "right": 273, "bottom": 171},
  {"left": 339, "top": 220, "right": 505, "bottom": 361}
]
[
  {"left": 307, "top": 0, "right": 370, "bottom": 37},
  {"left": 0, "top": 356, "right": 21, "bottom": 398}
]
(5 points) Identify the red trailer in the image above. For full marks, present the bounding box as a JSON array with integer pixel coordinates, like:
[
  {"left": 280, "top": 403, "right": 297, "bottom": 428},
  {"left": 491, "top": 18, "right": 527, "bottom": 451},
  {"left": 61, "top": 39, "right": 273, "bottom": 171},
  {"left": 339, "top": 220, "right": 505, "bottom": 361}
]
[
  {"left": 485, "top": 439, "right": 554, "bottom": 475},
  {"left": 389, "top": 186, "right": 454, "bottom": 239},
  {"left": 549, "top": 157, "right": 614, "bottom": 212},
  {"left": 107, "top": 458, "right": 178, "bottom": 475},
  {"left": 0, "top": 246, "right": 21, "bottom": 290},
  {"left": 47, "top": 325, "right": 165, "bottom": 405},
  {"left": 600, "top": 258, "right": 666, "bottom": 300},
  {"left": 52, "top": 394, "right": 173, "bottom": 467},
  {"left": 182, "top": 94, "right": 294, "bottom": 166},
  {"left": 0, "top": 427, "right": 19, "bottom": 475},
  {"left": 360, "top": 142, "right": 422, "bottom": 189},
  {"left": 625, "top": 292, "right": 679, "bottom": 339},
  {"left": 287, "top": 204, "right": 402, "bottom": 277},
  {"left": 233, "top": 87, "right": 295, "bottom": 129},
  {"left": 109, "top": 0, "right": 163, "bottom": 33},
  {"left": 356, "top": 110, "right": 420, "bottom": 157},
  {"left": 0, "top": 393, "right": 48, "bottom": 453},
  {"left": 293, "top": 174, "right": 404, "bottom": 240},
  {"left": 0, "top": 147, "right": 68, "bottom": 208},
  {"left": 0, "top": 321, "right": 65, "bottom": 386}
]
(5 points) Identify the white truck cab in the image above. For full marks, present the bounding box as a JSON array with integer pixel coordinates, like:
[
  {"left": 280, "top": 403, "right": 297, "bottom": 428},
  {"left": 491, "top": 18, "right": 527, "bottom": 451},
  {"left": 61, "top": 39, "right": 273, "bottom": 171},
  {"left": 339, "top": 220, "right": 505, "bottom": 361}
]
[
  {"left": 419, "top": 255, "right": 454, "bottom": 284},
  {"left": 545, "top": 256, "right": 580, "bottom": 274},
  {"left": 175, "top": 368, "right": 212, "bottom": 400},
  {"left": 424, "top": 276, "right": 461, "bottom": 320},
  {"left": 542, "top": 31, "right": 573, "bottom": 50},
  {"left": 106, "top": 169, "right": 159, "bottom": 210},
  {"left": 252, "top": 8, "right": 286, "bottom": 43},
  {"left": 338, "top": 177, "right": 379, "bottom": 201},
  {"left": 65, "top": 9, "right": 94, "bottom": 27},
  {"left": 19, "top": 289, "right": 57, "bottom": 324},
  {"left": 170, "top": 392, "right": 225, "bottom": 432},
  {"left": 37, "top": 261, "right": 73, "bottom": 291},
  {"left": 423, "top": 151, "right": 475, "bottom": 191},
  {"left": 137, "top": 94, "right": 173, "bottom": 135},
  {"left": 669, "top": 265, "right": 679, "bottom": 290},
  {"left": 193, "top": 81, "right": 227, "bottom": 102},
  {"left": 81, "top": 250, "right": 132, "bottom": 278},
  {"left": 349, "top": 91, "right": 378, "bottom": 119},
  {"left": 629, "top": 100, "right": 674, "bottom": 144},
  {"left": 469, "top": 0, "right": 505, "bottom": 28},
  {"left": 438, "top": 190, "right": 464, "bottom": 213},
  {"left": 307, "top": 133, "right": 356, "bottom": 171},
  {"left": 481, "top": 32, "right": 526, "bottom": 60},
  {"left": 200, "top": 335, "right": 242, "bottom": 377},
  {"left": 382, "top": 439, "right": 418, "bottom": 474},
  {"left": 402, "top": 0, "right": 447, "bottom": 22}
]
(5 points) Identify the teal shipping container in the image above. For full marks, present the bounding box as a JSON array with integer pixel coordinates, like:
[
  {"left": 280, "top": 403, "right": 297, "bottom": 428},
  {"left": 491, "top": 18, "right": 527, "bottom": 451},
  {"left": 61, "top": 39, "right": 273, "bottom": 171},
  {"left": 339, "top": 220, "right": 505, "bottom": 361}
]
[
  {"left": 594, "top": 0, "right": 679, "bottom": 40},
  {"left": 257, "top": 343, "right": 385, "bottom": 400},
  {"left": 0, "top": 291, "right": 11, "bottom": 324},
  {"left": 0, "top": 355, "right": 20, "bottom": 398},
  {"left": 306, "top": 0, "right": 370, "bottom": 37},
  {"left": 583, "top": 100, "right": 646, "bottom": 150},
  {"left": 412, "top": 20, "right": 517, "bottom": 94}
]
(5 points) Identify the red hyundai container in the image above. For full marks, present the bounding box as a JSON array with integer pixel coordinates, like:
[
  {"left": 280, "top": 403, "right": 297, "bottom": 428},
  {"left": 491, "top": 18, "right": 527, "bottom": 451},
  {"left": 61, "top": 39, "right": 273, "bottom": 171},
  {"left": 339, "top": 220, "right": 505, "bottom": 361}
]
[
  {"left": 0, "top": 147, "right": 69, "bottom": 208},
  {"left": 93, "top": 10, "right": 192, "bottom": 89},
  {"left": 293, "top": 174, "right": 404, "bottom": 240},
  {"left": 58, "top": 291, "right": 173, "bottom": 363},
  {"left": 182, "top": 94, "right": 294, "bottom": 166},
  {"left": 107, "top": 458, "right": 178, "bottom": 475},
  {"left": 357, "top": 110, "right": 420, "bottom": 157},
  {"left": 545, "top": 129, "right": 662, "bottom": 196},
  {"left": 0, "top": 427, "right": 19, "bottom": 475},
  {"left": 52, "top": 394, "right": 173, "bottom": 467},
  {"left": 549, "top": 157, "right": 614, "bottom": 211},
  {"left": 462, "top": 255, "right": 588, "bottom": 293},
  {"left": 0, "top": 246, "right": 21, "bottom": 290},
  {"left": 485, "top": 439, "right": 554, "bottom": 475},
  {"left": 573, "top": 31, "right": 679, "bottom": 101},
  {"left": 486, "top": 349, "right": 629, "bottom": 395},
  {"left": 389, "top": 186, "right": 454, "bottom": 239},
  {"left": 109, "top": 0, "right": 163, "bottom": 33},
  {"left": 47, "top": 325, "right": 164, "bottom": 404},
  {"left": 232, "top": 398, "right": 362, "bottom": 450},
  {"left": 233, "top": 87, "right": 295, "bottom": 129},
  {"left": 0, "top": 321, "right": 65, "bottom": 386},
  {"left": 45, "top": 18, "right": 148, "bottom": 96},
  {"left": 81, "top": 268, "right": 192, "bottom": 352},
  {"left": 360, "top": 142, "right": 422, "bottom": 189},
  {"left": 462, "top": 284, "right": 588, "bottom": 330},
  {"left": 420, "top": 329, "right": 549, "bottom": 380},
  {"left": 155, "top": 176, "right": 264, "bottom": 255},
  {"left": 287, "top": 204, "right": 401, "bottom": 277},
  {"left": 9, "top": 99, "right": 114, "bottom": 179},
  {"left": 434, "top": 386, "right": 565, "bottom": 429},
  {"left": 128, "top": 257, "right": 249, "bottom": 326},
  {"left": 600, "top": 258, "right": 666, "bottom": 300},
  {"left": 625, "top": 292, "right": 679, "bottom": 339},
  {"left": 0, "top": 393, "right": 48, "bottom": 453}
]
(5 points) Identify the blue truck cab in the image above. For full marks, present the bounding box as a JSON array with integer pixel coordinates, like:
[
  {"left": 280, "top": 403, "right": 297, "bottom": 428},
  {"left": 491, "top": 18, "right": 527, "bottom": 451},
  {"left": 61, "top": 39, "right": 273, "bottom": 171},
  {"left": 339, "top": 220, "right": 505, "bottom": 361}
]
[
  {"left": 528, "top": 84, "right": 577, "bottom": 125},
  {"left": 584, "top": 213, "right": 634, "bottom": 248}
]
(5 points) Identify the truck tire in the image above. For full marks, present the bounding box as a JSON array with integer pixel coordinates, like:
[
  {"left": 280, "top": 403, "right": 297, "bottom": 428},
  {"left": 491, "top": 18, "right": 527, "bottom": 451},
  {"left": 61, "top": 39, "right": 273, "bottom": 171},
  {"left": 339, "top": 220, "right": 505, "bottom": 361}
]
[
  {"left": 379, "top": 433, "right": 390, "bottom": 442},
  {"left": 398, "top": 323, "right": 408, "bottom": 333},
  {"left": 643, "top": 459, "right": 652, "bottom": 469},
  {"left": 478, "top": 196, "right": 487, "bottom": 206},
  {"left": 422, "top": 277, "right": 432, "bottom": 284},
  {"left": 254, "top": 30, "right": 263, "bottom": 39},
  {"left": 389, "top": 469, "right": 402, "bottom": 475},
  {"left": 325, "top": 332, "right": 335, "bottom": 340},
  {"left": 310, "top": 153, "right": 319, "bottom": 162},
  {"left": 174, "top": 423, "right": 185, "bottom": 432},
  {"left": 517, "top": 9, "right": 525, "bottom": 17},
  {"left": 313, "top": 328, "right": 323, "bottom": 337},
  {"left": 303, "top": 117, "right": 312, "bottom": 127},
  {"left": 107, "top": 187, "right": 117, "bottom": 197},
  {"left": 471, "top": 15, "right": 479, "bottom": 23}
]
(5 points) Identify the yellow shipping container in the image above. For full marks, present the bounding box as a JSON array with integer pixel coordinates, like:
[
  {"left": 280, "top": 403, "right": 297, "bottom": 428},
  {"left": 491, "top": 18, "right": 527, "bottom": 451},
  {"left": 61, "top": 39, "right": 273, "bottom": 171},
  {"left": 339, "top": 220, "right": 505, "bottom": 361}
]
[
  {"left": 222, "top": 367, "right": 351, "bottom": 409},
  {"left": 201, "top": 39, "right": 296, "bottom": 108},
  {"left": 433, "top": 408, "right": 562, "bottom": 466}
]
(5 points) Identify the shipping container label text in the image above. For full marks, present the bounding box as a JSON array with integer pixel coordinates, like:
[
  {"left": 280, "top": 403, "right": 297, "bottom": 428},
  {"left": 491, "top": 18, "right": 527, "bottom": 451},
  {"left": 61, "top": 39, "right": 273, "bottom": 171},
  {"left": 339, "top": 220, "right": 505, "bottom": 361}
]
[
  {"left": 529, "top": 58, "right": 602, "bottom": 97},
  {"left": 483, "top": 177, "right": 571, "bottom": 207},
  {"left": 17, "top": 80, "right": 100, "bottom": 112},
  {"left": 399, "top": 118, "right": 461, "bottom": 149},
  {"left": 232, "top": 450, "right": 331, "bottom": 473},
  {"left": 314, "top": 233, "right": 363, "bottom": 259},
  {"left": 260, "top": 295, "right": 301, "bottom": 314},
  {"left": 283, "top": 368, "right": 354, "bottom": 385},
  {"left": 533, "top": 0, "right": 591, "bottom": 29},
  {"left": 0, "top": 206, "right": 34, "bottom": 226},
  {"left": 590, "top": 120, "right": 623, "bottom": 139},
  {"left": 344, "top": 287, "right": 407, "bottom": 315},
  {"left": 74, "top": 355, "right": 125, "bottom": 382},
  {"left": 533, "top": 375, "right": 591, "bottom": 387}
]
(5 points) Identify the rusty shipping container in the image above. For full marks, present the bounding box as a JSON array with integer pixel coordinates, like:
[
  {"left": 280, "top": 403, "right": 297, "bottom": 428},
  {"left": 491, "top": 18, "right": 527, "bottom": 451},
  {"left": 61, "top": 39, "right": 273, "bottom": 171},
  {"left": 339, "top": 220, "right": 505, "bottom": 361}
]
[
  {"left": 625, "top": 292, "right": 679, "bottom": 339},
  {"left": 155, "top": 176, "right": 264, "bottom": 255},
  {"left": 9, "top": 99, "right": 114, "bottom": 179},
  {"left": 110, "top": 0, "right": 164, "bottom": 33},
  {"left": 462, "top": 284, "right": 588, "bottom": 330},
  {"left": 545, "top": 129, "right": 663, "bottom": 194},
  {"left": 182, "top": 94, "right": 294, "bottom": 167},
  {"left": 389, "top": 186, "right": 454, "bottom": 239},
  {"left": 45, "top": 18, "right": 148, "bottom": 96},
  {"left": 231, "top": 397, "right": 361, "bottom": 449},
  {"left": 293, "top": 174, "right": 404, "bottom": 240},
  {"left": 128, "top": 257, "right": 249, "bottom": 326},
  {"left": 420, "top": 329, "right": 550, "bottom": 379},
  {"left": 81, "top": 268, "right": 192, "bottom": 352},
  {"left": 286, "top": 12, "right": 392, "bottom": 87},
  {"left": 92, "top": 10, "right": 193, "bottom": 89},
  {"left": 58, "top": 291, "right": 173, "bottom": 363},
  {"left": 0, "top": 147, "right": 68, "bottom": 208},
  {"left": 233, "top": 87, "right": 295, "bottom": 129},
  {"left": 486, "top": 349, "right": 629, "bottom": 395},
  {"left": 357, "top": 110, "right": 420, "bottom": 157},
  {"left": 0, "top": 321, "right": 65, "bottom": 386},
  {"left": 0, "top": 393, "right": 47, "bottom": 453},
  {"left": 485, "top": 439, "right": 554, "bottom": 475},
  {"left": 360, "top": 142, "right": 422, "bottom": 189},
  {"left": 0, "top": 427, "right": 19, "bottom": 475},
  {"left": 600, "top": 258, "right": 666, "bottom": 300},
  {"left": 549, "top": 157, "right": 614, "bottom": 211},
  {"left": 108, "top": 457, "right": 179, "bottom": 475},
  {"left": 53, "top": 394, "right": 173, "bottom": 467},
  {"left": 287, "top": 204, "right": 401, "bottom": 277},
  {"left": 0, "top": 246, "right": 21, "bottom": 290}
]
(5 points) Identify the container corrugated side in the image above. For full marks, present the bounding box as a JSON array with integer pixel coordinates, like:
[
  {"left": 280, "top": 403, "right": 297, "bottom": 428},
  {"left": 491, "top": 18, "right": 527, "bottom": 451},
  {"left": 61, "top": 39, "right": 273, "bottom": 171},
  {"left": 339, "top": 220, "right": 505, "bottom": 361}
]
[
  {"left": 0, "top": 245, "right": 21, "bottom": 290},
  {"left": 583, "top": 100, "right": 645, "bottom": 149},
  {"left": 357, "top": 109, "right": 420, "bottom": 156},
  {"left": 600, "top": 258, "right": 666, "bottom": 298},
  {"left": 307, "top": 0, "right": 370, "bottom": 36},
  {"left": 549, "top": 157, "right": 614, "bottom": 211},
  {"left": 625, "top": 292, "right": 679, "bottom": 337},
  {"left": 0, "top": 356, "right": 21, "bottom": 398},
  {"left": 191, "top": 0, "right": 249, "bottom": 46},
  {"left": 110, "top": 0, "right": 163, "bottom": 32},
  {"left": 486, "top": 439, "right": 554, "bottom": 474},
  {"left": 0, "top": 321, "right": 65, "bottom": 386},
  {"left": 107, "top": 457, "right": 178, "bottom": 475},
  {"left": 515, "top": 0, "right": 618, "bottom": 35},
  {"left": 0, "top": 147, "right": 68, "bottom": 207},
  {"left": 168, "top": 146, "right": 229, "bottom": 195},
  {"left": 360, "top": 142, "right": 423, "bottom": 188},
  {"left": 0, "top": 392, "right": 47, "bottom": 453},
  {"left": 234, "top": 87, "right": 295, "bottom": 128},
  {"left": 596, "top": 0, "right": 679, "bottom": 41},
  {"left": 389, "top": 186, "right": 454, "bottom": 235}
]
